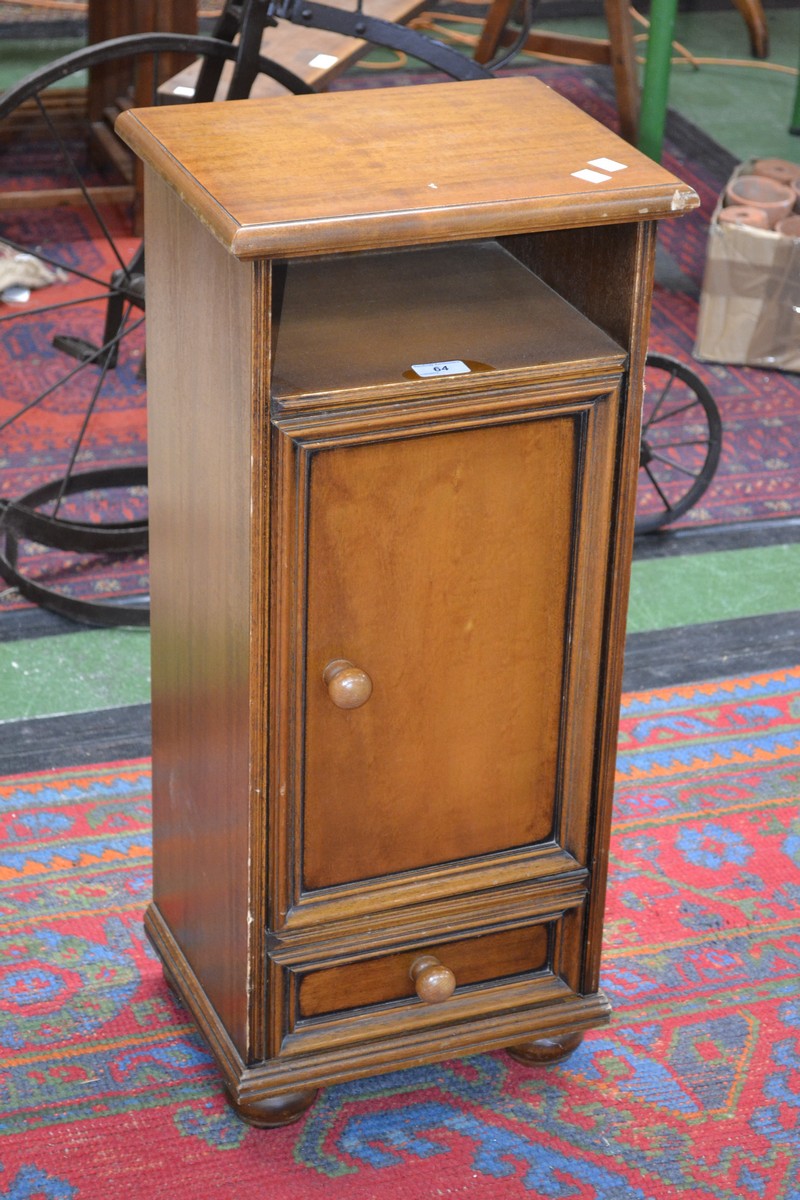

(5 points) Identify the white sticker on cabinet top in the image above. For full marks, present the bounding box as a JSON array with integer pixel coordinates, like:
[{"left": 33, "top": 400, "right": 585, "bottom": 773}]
[
  {"left": 411, "top": 360, "right": 471, "bottom": 378},
  {"left": 309, "top": 52, "right": 338, "bottom": 68},
  {"left": 572, "top": 168, "right": 612, "bottom": 184},
  {"left": 588, "top": 157, "right": 628, "bottom": 173}
]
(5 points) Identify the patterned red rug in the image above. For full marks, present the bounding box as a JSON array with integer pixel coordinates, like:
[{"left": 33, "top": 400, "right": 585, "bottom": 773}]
[
  {"left": 1, "top": 62, "right": 799, "bottom": 616},
  {"left": 1, "top": 666, "right": 798, "bottom": 1197}
]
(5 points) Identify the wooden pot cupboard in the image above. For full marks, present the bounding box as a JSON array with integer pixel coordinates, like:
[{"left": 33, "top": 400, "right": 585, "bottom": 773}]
[{"left": 117, "top": 77, "right": 697, "bottom": 1127}]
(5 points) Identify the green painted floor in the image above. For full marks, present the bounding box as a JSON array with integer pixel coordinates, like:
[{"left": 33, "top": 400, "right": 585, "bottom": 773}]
[
  {"left": 650, "top": 8, "right": 800, "bottom": 162},
  {"left": 523, "top": 8, "right": 800, "bottom": 163},
  {"left": 627, "top": 542, "right": 800, "bottom": 633},
  {"left": 0, "top": 38, "right": 83, "bottom": 91},
  {"left": 0, "top": 538, "right": 797, "bottom": 722},
  {"left": 0, "top": 628, "right": 150, "bottom": 722}
]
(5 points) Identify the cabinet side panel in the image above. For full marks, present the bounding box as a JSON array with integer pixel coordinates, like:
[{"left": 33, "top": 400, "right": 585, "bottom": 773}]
[
  {"left": 145, "top": 170, "right": 261, "bottom": 1058},
  {"left": 581, "top": 222, "right": 657, "bottom": 993},
  {"left": 501, "top": 225, "right": 640, "bottom": 351},
  {"left": 507, "top": 223, "right": 657, "bottom": 993}
]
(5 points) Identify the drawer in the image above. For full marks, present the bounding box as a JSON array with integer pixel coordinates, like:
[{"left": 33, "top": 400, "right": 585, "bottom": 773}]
[
  {"left": 267, "top": 908, "right": 594, "bottom": 1065},
  {"left": 298, "top": 923, "right": 550, "bottom": 1019}
]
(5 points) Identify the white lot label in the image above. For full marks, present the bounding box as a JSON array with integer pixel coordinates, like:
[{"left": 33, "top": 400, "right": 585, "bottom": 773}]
[
  {"left": 572, "top": 168, "right": 612, "bottom": 183},
  {"left": 309, "top": 53, "right": 338, "bottom": 69},
  {"left": 588, "top": 157, "right": 628, "bottom": 173},
  {"left": 411, "top": 359, "right": 471, "bottom": 378}
]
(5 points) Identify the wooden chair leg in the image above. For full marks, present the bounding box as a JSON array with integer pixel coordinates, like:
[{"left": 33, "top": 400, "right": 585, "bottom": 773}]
[
  {"left": 604, "top": 0, "right": 640, "bottom": 143},
  {"left": 474, "top": 0, "right": 641, "bottom": 145},
  {"left": 729, "top": 0, "right": 769, "bottom": 59},
  {"left": 474, "top": 0, "right": 516, "bottom": 64}
]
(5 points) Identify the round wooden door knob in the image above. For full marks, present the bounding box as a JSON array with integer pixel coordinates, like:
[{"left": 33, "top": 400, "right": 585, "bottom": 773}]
[
  {"left": 409, "top": 955, "right": 457, "bottom": 1004},
  {"left": 323, "top": 659, "right": 373, "bottom": 709}
]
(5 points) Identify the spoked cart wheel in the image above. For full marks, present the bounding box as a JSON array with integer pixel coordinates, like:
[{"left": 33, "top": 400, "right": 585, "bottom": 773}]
[
  {"left": 0, "top": 33, "right": 319, "bottom": 626},
  {"left": 0, "top": 15, "right": 489, "bottom": 624},
  {"left": 635, "top": 353, "right": 723, "bottom": 534}
]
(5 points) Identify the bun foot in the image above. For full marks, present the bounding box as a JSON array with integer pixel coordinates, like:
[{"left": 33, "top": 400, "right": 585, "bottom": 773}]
[
  {"left": 507, "top": 1030, "right": 584, "bottom": 1065},
  {"left": 226, "top": 1087, "right": 319, "bottom": 1128}
]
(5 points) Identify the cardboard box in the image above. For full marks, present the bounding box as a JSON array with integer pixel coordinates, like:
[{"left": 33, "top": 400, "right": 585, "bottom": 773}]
[{"left": 694, "top": 162, "right": 800, "bottom": 372}]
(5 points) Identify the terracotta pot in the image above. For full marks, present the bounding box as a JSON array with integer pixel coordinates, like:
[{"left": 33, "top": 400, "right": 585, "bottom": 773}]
[
  {"left": 752, "top": 158, "right": 800, "bottom": 188},
  {"left": 724, "top": 175, "right": 795, "bottom": 227},
  {"left": 776, "top": 213, "right": 800, "bottom": 239},
  {"left": 717, "top": 204, "right": 770, "bottom": 229}
]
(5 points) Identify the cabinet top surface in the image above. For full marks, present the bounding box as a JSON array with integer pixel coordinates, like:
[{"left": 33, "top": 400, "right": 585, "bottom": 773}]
[{"left": 117, "top": 76, "right": 699, "bottom": 258}]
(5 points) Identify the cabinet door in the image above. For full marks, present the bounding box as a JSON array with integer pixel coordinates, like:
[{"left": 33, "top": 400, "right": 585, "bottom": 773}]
[{"left": 271, "top": 387, "right": 620, "bottom": 916}]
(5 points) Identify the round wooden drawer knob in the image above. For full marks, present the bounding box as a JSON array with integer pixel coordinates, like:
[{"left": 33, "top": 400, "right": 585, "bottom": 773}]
[
  {"left": 323, "top": 659, "right": 373, "bottom": 709},
  {"left": 409, "top": 955, "right": 457, "bottom": 1004}
]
